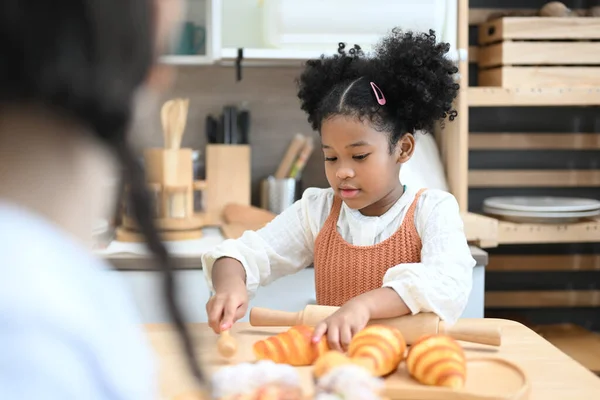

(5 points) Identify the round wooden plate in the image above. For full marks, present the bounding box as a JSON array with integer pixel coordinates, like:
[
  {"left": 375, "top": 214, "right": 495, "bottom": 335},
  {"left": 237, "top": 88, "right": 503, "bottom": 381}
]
[{"left": 384, "top": 357, "right": 530, "bottom": 400}]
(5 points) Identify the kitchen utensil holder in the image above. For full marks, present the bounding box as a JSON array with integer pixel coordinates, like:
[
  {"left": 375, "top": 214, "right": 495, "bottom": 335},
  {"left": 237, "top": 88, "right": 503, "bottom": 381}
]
[
  {"left": 260, "top": 176, "right": 302, "bottom": 214},
  {"left": 117, "top": 148, "right": 207, "bottom": 242},
  {"left": 204, "top": 144, "right": 251, "bottom": 225}
]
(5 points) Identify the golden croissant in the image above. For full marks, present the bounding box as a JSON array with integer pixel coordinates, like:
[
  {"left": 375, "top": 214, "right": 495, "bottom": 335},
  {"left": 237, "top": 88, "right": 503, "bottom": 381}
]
[
  {"left": 313, "top": 351, "right": 356, "bottom": 378},
  {"left": 348, "top": 325, "right": 407, "bottom": 377},
  {"left": 406, "top": 334, "right": 467, "bottom": 389},
  {"left": 253, "top": 325, "right": 329, "bottom": 366}
]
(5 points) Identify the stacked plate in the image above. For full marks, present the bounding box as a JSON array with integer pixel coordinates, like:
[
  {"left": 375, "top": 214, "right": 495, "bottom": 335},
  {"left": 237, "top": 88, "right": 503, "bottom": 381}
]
[
  {"left": 482, "top": 196, "right": 600, "bottom": 224},
  {"left": 92, "top": 219, "right": 110, "bottom": 236}
]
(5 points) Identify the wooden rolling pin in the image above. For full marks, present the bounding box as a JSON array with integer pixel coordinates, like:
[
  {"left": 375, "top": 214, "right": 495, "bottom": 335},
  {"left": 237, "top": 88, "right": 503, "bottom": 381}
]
[
  {"left": 217, "top": 330, "right": 237, "bottom": 359},
  {"left": 250, "top": 305, "right": 501, "bottom": 346}
]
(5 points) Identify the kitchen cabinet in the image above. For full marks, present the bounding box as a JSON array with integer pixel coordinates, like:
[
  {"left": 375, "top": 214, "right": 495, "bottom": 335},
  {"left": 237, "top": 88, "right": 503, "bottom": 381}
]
[
  {"left": 113, "top": 260, "right": 485, "bottom": 324},
  {"left": 160, "top": 0, "right": 221, "bottom": 65},
  {"left": 162, "top": 0, "right": 457, "bottom": 65}
]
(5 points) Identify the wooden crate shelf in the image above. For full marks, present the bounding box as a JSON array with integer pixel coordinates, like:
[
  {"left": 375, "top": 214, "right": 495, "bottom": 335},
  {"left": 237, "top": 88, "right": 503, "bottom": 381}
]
[
  {"left": 469, "top": 133, "right": 600, "bottom": 150},
  {"left": 479, "top": 17, "right": 600, "bottom": 44},
  {"left": 462, "top": 213, "right": 600, "bottom": 246},
  {"left": 469, "top": 8, "right": 589, "bottom": 26},
  {"left": 450, "top": 2, "right": 600, "bottom": 252},
  {"left": 479, "top": 67, "right": 600, "bottom": 88},
  {"left": 469, "top": 170, "right": 600, "bottom": 188},
  {"left": 497, "top": 217, "right": 600, "bottom": 245},
  {"left": 477, "top": 17, "right": 600, "bottom": 88},
  {"left": 487, "top": 254, "right": 600, "bottom": 272},
  {"left": 478, "top": 42, "right": 600, "bottom": 69},
  {"left": 462, "top": 212, "right": 499, "bottom": 248},
  {"left": 486, "top": 290, "right": 600, "bottom": 308},
  {"left": 468, "top": 87, "right": 600, "bottom": 106}
]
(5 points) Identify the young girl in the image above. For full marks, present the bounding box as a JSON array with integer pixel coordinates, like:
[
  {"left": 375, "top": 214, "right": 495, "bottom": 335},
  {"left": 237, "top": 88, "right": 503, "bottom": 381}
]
[{"left": 203, "top": 28, "right": 476, "bottom": 352}]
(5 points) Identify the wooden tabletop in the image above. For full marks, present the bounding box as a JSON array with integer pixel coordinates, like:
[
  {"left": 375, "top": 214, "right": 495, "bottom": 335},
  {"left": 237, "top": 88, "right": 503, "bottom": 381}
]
[{"left": 145, "top": 318, "right": 600, "bottom": 400}]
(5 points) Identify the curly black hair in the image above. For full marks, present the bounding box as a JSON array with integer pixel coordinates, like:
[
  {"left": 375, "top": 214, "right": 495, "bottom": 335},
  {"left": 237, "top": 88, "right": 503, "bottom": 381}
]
[{"left": 297, "top": 28, "right": 459, "bottom": 149}]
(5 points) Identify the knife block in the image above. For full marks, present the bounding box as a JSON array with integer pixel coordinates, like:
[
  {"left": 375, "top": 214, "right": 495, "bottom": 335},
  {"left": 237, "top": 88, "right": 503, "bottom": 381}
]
[
  {"left": 116, "top": 148, "right": 208, "bottom": 242},
  {"left": 115, "top": 144, "right": 251, "bottom": 242},
  {"left": 204, "top": 144, "right": 251, "bottom": 225}
]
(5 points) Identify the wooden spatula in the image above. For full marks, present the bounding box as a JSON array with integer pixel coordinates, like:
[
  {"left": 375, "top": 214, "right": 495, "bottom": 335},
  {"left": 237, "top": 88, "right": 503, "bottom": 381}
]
[
  {"left": 168, "top": 98, "right": 189, "bottom": 149},
  {"left": 160, "top": 100, "right": 174, "bottom": 148}
]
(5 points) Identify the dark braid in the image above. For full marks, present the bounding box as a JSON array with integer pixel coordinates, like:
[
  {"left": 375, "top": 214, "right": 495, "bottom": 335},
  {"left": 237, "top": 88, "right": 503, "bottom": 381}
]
[{"left": 113, "top": 133, "right": 206, "bottom": 385}]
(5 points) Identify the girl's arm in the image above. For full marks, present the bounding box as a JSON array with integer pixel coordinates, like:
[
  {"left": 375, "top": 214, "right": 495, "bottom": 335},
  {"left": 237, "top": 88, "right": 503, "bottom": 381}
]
[
  {"left": 375, "top": 193, "right": 475, "bottom": 324},
  {"left": 202, "top": 188, "right": 330, "bottom": 297}
]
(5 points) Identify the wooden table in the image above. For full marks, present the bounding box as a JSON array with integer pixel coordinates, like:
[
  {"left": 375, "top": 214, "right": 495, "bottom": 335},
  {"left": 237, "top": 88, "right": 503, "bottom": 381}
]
[{"left": 145, "top": 319, "right": 600, "bottom": 400}]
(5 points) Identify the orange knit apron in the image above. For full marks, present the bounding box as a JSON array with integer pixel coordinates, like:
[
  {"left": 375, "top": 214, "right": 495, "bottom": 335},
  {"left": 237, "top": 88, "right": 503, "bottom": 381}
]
[{"left": 313, "top": 189, "right": 426, "bottom": 306}]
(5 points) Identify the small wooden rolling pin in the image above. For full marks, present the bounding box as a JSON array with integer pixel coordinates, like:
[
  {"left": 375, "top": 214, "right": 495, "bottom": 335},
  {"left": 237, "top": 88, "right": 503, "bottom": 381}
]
[
  {"left": 250, "top": 305, "right": 501, "bottom": 346},
  {"left": 217, "top": 330, "right": 237, "bottom": 358}
]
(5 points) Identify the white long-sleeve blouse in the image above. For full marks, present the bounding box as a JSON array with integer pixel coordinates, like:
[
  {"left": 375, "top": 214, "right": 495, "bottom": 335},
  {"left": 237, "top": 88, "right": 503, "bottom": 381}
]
[{"left": 201, "top": 185, "right": 476, "bottom": 324}]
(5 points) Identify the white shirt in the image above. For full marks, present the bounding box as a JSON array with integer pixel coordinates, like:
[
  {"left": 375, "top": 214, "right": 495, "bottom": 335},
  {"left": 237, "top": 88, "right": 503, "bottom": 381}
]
[
  {"left": 202, "top": 186, "right": 476, "bottom": 324},
  {"left": 0, "top": 202, "right": 156, "bottom": 400}
]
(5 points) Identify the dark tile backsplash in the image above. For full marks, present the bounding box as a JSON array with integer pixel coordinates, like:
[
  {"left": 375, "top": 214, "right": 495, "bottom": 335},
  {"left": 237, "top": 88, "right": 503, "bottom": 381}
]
[{"left": 131, "top": 65, "right": 328, "bottom": 206}]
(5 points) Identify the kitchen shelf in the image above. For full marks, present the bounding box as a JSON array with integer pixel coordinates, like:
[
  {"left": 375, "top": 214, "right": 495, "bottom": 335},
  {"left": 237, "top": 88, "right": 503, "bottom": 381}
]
[
  {"left": 159, "top": 55, "right": 214, "bottom": 65},
  {"left": 220, "top": 47, "right": 330, "bottom": 60},
  {"left": 469, "top": 133, "right": 600, "bottom": 150},
  {"left": 462, "top": 212, "right": 499, "bottom": 248},
  {"left": 468, "top": 87, "right": 600, "bottom": 107},
  {"left": 497, "top": 217, "right": 600, "bottom": 245},
  {"left": 469, "top": 170, "right": 600, "bottom": 188},
  {"left": 462, "top": 212, "right": 600, "bottom": 247},
  {"left": 486, "top": 290, "right": 600, "bottom": 308}
]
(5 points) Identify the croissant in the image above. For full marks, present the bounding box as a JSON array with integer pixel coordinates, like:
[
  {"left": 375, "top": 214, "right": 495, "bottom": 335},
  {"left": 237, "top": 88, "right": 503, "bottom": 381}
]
[
  {"left": 172, "top": 391, "right": 208, "bottom": 400},
  {"left": 253, "top": 325, "right": 329, "bottom": 366},
  {"left": 313, "top": 351, "right": 356, "bottom": 378},
  {"left": 347, "top": 325, "right": 407, "bottom": 377},
  {"left": 406, "top": 334, "right": 466, "bottom": 389}
]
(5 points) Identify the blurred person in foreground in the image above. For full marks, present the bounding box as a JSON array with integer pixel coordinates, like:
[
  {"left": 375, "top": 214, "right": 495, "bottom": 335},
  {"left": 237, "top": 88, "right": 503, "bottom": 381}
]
[{"left": 0, "top": 0, "right": 207, "bottom": 398}]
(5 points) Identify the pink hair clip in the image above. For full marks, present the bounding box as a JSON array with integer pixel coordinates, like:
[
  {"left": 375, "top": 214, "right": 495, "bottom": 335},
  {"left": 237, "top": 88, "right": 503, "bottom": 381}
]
[{"left": 370, "top": 81, "right": 386, "bottom": 105}]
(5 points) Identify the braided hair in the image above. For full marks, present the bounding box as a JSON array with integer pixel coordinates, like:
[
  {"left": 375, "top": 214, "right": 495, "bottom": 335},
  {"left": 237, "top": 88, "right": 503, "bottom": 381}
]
[
  {"left": 297, "top": 28, "right": 459, "bottom": 150},
  {"left": 0, "top": 0, "right": 204, "bottom": 385}
]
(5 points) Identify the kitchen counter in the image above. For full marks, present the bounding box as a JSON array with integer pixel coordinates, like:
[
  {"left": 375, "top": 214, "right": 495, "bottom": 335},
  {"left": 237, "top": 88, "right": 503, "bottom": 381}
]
[
  {"left": 145, "top": 319, "right": 600, "bottom": 400},
  {"left": 101, "top": 229, "right": 488, "bottom": 323},
  {"left": 98, "top": 227, "right": 489, "bottom": 270}
]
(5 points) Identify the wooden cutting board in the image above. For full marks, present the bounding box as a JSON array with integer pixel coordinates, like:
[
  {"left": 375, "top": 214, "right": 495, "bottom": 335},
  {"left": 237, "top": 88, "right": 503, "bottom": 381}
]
[
  {"left": 220, "top": 222, "right": 268, "bottom": 239},
  {"left": 146, "top": 324, "right": 530, "bottom": 400},
  {"left": 220, "top": 223, "right": 251, "bottom": 239}
]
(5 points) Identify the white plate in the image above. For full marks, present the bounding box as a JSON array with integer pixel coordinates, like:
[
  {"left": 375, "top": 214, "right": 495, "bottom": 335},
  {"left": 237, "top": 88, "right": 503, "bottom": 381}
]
[
  {"left": 483, "top": 196, "right": 600, "bottom": 213},
  {"left": 92, "top": 219, "right": 109, "bottom": 235},
  {"left": 483, "top": 205, "right": 600, "bottom": 224}
]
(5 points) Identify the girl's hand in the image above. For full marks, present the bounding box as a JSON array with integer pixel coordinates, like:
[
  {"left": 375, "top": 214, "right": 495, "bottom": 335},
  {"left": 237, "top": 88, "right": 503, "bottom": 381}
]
[
  {"left": 206, "top": 278, "right": 248, "bottom": 334},
  {"left": 311, "top": 300, "right": 371, "bottom": 352}
]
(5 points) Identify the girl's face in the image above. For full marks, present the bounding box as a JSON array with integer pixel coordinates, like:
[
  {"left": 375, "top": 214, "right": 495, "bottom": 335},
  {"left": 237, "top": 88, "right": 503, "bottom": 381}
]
[{"left": 321, "top": 115, "right": 414, "bottom": 216}]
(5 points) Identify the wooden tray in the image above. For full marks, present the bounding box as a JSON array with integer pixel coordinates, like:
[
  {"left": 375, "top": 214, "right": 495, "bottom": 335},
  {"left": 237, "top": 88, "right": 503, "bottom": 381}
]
[{"left": 384, "top": 357, "right": 529, "bottom": 400}]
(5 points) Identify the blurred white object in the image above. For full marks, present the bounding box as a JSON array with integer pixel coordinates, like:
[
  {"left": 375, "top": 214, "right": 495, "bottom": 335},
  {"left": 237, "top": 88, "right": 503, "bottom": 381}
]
[
  {"left": 401, "top": 132, "right": 449, "bottom": 191},
  {"left": 211, "top": 360, "right": 300, "bottom": 399},
  {"left": 315, "top": 365, "right": 384, "bottom": 400},
  {"left": 262, "top": 0, "right": 457, "bottom": 59}
]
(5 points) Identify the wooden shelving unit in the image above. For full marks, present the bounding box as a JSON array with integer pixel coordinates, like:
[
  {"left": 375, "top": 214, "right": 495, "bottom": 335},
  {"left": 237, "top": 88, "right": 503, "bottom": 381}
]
[
  {"left": 468, "top": 87, "right": 600, "bottom": 107},
  {"left": 449, "top": 1, "right": 600, "bottom": 248}
]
